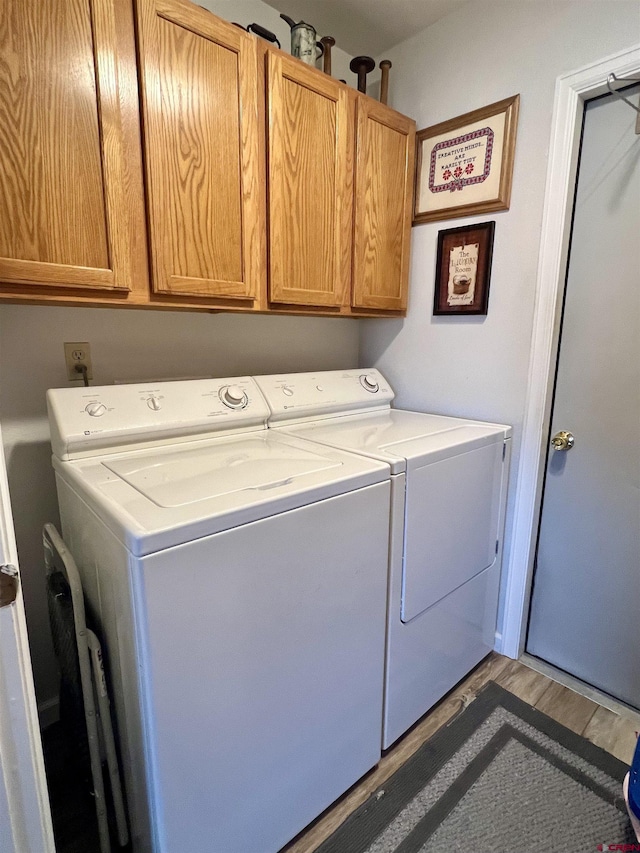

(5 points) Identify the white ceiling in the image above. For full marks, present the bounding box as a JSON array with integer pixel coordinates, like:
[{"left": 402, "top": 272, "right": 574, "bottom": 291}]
[{"left": 263, "top": 0, "right": 468, "bottom": 57}]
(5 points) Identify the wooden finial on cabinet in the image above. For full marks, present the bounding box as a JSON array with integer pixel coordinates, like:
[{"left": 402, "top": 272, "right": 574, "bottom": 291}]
[
  {"left": 320, "top": 36, "right": 335, "bottom": 75},
  {"left": 350, "top": 56, "right": 375, "bottom": 93},
  {"left": 379, "top": 60, "right": 392, "bottom": 105}
]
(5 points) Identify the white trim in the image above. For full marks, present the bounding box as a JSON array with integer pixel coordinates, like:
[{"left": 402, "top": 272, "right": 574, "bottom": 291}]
[
  {"left": 499, "top": 43, "right": 640, "bottom": 659},
  {"left": 0, "top": 421, "right": 55, "bottom": 852},
  {"left": 0, "top": 595, "right": 55, "bottom": 853}
]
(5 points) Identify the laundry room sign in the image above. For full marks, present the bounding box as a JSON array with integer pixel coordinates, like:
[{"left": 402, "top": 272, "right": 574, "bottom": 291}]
[
  {"left": 434, "top": 221, "right": 495, "bottom": 315},
  {"left": 447, "top": 241, "right": 479, "bottom": 307}
]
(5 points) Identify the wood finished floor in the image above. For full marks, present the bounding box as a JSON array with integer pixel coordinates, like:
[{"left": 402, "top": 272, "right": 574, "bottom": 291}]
[{"left": 282, "top": 653, "right": 639, "bottom": 853}]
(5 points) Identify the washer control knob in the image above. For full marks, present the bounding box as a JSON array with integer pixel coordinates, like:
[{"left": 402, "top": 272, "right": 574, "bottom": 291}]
[
  {"left": 360, "top": 373, "right": 379, "bottom": 393},
  {"left": 147, "top": 396, "right": 162, "bottom": 411},
  {"left": 85, "top": 401, "right": 107, "bottom": 417},
  {"left": 220, "top": 385, "right": 248, "bottom": 409},
  {"left": 282, "top": 386, "right": 294, "bottom": 397}
]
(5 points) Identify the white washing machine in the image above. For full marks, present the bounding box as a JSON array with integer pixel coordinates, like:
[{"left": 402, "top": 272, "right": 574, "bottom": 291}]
[
  {"left": 255, "top": 369, "right": 511, "bottom": 748},
  {"left": 46, "top": 377, "right": 391, "bottom": 853}
]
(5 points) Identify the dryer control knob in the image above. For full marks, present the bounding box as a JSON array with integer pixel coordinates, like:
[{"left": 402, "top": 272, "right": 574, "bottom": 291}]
[
  {"left": 360, "top": 373, "right": 379, "bottom": 393},
  {"left": 220, "top": 385, "right": 248, "bottom": 409},
  {"left": 85, "top": 401, "right": 107, "bottom": 417},
  {"left": 147, "top": 396, "right": 162, "bottom": 411}
]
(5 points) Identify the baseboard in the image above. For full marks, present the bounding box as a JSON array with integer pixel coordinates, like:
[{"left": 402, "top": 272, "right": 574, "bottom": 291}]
[{"left": 38, "top": 695, "right": 60, "bottom": 730}]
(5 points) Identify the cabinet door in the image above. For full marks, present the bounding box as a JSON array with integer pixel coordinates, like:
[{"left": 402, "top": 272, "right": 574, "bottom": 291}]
[
  {"left": 0, "top": 0, "right": 133, "bottom": 292},
  {"left": 267, "top": 54, "right": 352, "bottom": 307},
  {"left": 136, "top": 0, "right": 263, "bottom": 300},
  {"left": 353, "top": 99, "right": 415, "bottom": 312}
]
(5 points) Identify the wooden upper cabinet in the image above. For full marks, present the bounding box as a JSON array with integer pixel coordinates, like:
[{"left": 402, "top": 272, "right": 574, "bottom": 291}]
[
  {"left": 267, "top": 53, "right": 353, "bottom": 307},
  {"left": 352, "top": 98, "right": 416, "bottom": 312},
  {"left": 135, "top": 0, "right": 264, "bottom": 300},
  {"left": 0, "top": 0, "right": 414, "bottom": 315},
  {"left": 0, "top": 0, "right": 134, "bottom": 292}
]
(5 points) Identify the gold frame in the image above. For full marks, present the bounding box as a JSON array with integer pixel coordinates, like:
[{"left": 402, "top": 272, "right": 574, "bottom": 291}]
[{"left": 413, "top": 95, "right": 520, "bottom": 225}]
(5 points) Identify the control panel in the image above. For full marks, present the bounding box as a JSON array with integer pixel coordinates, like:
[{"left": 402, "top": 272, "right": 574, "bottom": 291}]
[
  {"left": 254, "top": 369, "right": 394, "bottom": 424},
  {"left": 47, "top": 377, "right": 269, "bottom": 460},
  {"left": 219, "top": 384, "right": 248, "bottom": 410}
]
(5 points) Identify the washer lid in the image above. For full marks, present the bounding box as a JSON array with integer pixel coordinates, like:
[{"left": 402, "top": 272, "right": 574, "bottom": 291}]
[
  {"left": 53, "top": 431, "right": 389, "bottom": 556},
  {"left": 103, "top": 438, "right": 342, "bottom": 507},
  {"left": 278, "top": 410, "right": 511, "bottom": 474}
]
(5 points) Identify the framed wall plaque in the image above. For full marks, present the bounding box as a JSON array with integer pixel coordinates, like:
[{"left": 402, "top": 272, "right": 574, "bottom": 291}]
[
  {"left": 434, "top": 221, "right": 495, "bottom": 315},
  {"left": 414, "top": 95, "right": 519, "bottom": 225}
]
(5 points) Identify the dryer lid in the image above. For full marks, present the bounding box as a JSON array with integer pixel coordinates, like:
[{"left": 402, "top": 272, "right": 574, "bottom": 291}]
[{"left": 279, "top": 410, "right": 510, "bottom": 474}]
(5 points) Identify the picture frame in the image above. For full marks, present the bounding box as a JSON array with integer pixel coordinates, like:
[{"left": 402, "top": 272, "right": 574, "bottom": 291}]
[
  {"left": 414, "top": 95, "right": 519, "bottom": 225},
  {"left": 433, "top": 221, "right": 495, "bottom": 316}
]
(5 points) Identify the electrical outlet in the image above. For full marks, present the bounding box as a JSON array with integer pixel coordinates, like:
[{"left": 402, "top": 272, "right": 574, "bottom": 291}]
[{"left": 64, "top": 342, "right": 93, "bottom": 382}]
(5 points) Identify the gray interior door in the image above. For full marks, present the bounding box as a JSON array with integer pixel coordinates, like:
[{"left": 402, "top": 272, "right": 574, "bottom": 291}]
[{"left": 527, "top": 85, "right": 640, "bottom": 708}]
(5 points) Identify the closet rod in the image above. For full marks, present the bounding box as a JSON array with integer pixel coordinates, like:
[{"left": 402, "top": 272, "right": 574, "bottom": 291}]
[{"left": 606, "top": 73, "right": 640, "bottom": 134}]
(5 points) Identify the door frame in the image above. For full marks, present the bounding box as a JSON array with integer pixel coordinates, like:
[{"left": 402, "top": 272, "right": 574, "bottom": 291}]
[
  {"left": 0, "top": 421, "right": 55, "bottom": 853},
  {"left": 500, "top": 43, "right": 640, "bottom": 659}
]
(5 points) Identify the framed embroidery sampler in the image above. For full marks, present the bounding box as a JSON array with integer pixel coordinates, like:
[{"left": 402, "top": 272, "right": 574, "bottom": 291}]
[{"left": 414, "top": 95, "right": 519, "bottom": 225}]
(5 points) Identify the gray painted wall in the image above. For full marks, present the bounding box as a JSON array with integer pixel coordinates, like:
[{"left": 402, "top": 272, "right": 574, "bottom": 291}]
[
  {"left": 0, "top": 0, "right": 361, "bottom": 713},
  {"left": 0, "top": 307, "right": 358, "bottom": 710},
  {"left": 359, "top": 0, "right": 640, "bottom": 643},
  {"left": 5, "top": 0, "right": 640, "bottom": 711}
]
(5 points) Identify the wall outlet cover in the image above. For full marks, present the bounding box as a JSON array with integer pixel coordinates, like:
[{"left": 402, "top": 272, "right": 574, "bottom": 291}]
[{"left": 64, "top": 341, "right": 93, "bottom": 381}]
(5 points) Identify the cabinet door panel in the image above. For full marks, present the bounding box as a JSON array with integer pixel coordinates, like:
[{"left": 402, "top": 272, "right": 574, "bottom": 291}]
[
  {"left": 137, "top": 0, "right": 263, "bottom": 300},
  {"left": 267, "top": 54, "right": 352, "bottom": 307},
  {"left": 0, "top": 0, "right": 132, "bottom": 291},
  {"left": 353, "top": 100, "right": 415, "bottom": 311}
]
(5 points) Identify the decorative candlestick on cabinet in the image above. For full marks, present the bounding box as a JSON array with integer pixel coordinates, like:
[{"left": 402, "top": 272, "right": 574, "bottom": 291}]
[
  {"left": 350, "top": 56, "right": 375, "bottom": 93},
  {"left": 320, "top": 36, "right": 335, "bottom": 75},
  {"left": 379, "top": 60, "right": 392, "bottom": 105}
]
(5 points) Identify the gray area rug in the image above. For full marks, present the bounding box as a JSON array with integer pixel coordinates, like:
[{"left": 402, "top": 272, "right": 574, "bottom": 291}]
[{"left": 317, "top": 682, "right": 635, "bottom": 853}]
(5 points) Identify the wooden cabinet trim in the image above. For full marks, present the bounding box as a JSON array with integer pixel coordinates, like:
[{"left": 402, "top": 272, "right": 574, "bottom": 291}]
[
  {"left": 237, "top": 34, "right": 265, "bottom": 305},
  {"left": 167, "top": 274, "right": 254, "bottom": 299},
  {"left": 91, "top": 0, "right": 133, "bottom": 291},
  {"left": 356, "top": 98, "right": 414, "bottom": 135},
  {"left": 277, "top": 55, "right": 344, "bottom": 100},
  {"left": 0, "top": 259, "right": 115, "bottom": 289},
  {"left": 153, "top": 0, "right": 246, "bottom": 49}
]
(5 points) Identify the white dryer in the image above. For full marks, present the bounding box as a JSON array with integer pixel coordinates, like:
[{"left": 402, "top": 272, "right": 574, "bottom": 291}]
[
  {"left": 47, "top": 377, "right": 391, "bottom": 853},
  {"left": 255, "top": 369, "right": 511, "bottom": 748}
]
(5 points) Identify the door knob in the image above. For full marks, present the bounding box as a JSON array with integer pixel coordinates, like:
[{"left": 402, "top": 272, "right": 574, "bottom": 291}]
[{"left": 551, "top": 430, "right": 574, "bottom": 451}]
